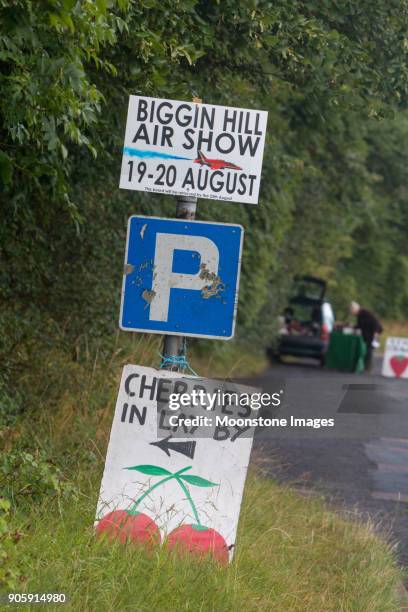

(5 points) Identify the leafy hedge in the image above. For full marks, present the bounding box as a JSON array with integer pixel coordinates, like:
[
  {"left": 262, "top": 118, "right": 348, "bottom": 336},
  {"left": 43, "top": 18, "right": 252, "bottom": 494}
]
[{"left": 1, "top": 0, "right": 408, "bottom": 391}]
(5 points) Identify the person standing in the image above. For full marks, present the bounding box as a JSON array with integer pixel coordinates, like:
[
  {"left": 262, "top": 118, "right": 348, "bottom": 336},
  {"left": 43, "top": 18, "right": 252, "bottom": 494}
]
[{"left": 350, "top": 301, "right": 383, "bottom": 371}]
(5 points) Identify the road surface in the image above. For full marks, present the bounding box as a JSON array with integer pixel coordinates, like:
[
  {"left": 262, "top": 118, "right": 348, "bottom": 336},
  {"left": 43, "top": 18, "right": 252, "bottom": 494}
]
[{"left": 244, "top": 356, "right": 408, "bottom": 567}]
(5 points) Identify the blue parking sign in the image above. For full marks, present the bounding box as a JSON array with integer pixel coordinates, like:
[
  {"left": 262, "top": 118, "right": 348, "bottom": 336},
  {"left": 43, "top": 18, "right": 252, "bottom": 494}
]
[{"left": 120, "top": 216, "right": 244, "bottom": 339}]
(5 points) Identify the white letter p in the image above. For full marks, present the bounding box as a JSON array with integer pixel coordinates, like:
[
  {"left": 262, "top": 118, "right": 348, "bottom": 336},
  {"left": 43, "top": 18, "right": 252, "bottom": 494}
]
[{"left": 150, "top": 233, "right": 219, "bottom": 322}]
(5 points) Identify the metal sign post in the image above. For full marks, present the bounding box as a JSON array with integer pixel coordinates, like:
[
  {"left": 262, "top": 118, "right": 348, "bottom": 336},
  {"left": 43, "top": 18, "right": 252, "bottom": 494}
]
[
  {"left": 162, "top": 194, "right": 197, "bottom": 371},
  {"left": 94, "top": 94, "right": 268, "bottom": 564},
  {"left": 118, "top": 94, "right": 267, "bottom": 369},
  {"left": 163, "top": 95, "right": 200, "bottom": 371}
]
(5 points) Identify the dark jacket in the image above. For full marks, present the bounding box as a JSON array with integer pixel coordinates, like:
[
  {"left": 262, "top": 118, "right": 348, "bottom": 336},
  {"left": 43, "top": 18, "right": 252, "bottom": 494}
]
[{"left": 356, "top": 308, "right": 383, "bottom": 343}]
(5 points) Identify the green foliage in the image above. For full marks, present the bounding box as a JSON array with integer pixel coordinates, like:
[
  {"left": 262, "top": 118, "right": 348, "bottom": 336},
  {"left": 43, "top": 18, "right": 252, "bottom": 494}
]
[
  {"left": 1, "top": 0, "right": 408, "bottom": 397},
  {"left": 348, "top": 113, "right": 408, "bottom": 317},
  {"left": 0, "top": 449, "right": 77, "bottom": 508},
  {"left": 0, "top": 498, "right": 21, "bottom": 590}
]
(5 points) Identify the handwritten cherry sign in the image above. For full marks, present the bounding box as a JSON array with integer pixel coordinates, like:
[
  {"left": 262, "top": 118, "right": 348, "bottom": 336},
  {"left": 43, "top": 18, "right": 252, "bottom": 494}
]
[
  {"left": 95, "top": 365, "right": 258, "bottom": 562},
  {"left": 382, "top": 337, "right": 408, "bottom": 379}
]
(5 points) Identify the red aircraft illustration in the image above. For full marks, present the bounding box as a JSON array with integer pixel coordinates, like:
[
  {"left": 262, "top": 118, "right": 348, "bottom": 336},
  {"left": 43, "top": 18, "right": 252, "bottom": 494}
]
[{"left": 193, "top": 150, "right": 242, "bottom": 171}]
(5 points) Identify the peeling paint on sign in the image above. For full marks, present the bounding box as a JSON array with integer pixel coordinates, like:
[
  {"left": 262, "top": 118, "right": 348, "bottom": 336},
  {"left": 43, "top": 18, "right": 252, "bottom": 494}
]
[
  {"left": 120, "top": 216, "right": 243, "bottom": 339},
  {"left": 140, "top": 223, "right": 147, "bottom": 239},
  {"left": 142, "top": 288, "right": 156, "bottom": 307},
  {"left": 200, "top": 264, "right": 225, "bottom": 299},
  {"left": 124, "top": 263, "right": 135, "bottom": 275}
]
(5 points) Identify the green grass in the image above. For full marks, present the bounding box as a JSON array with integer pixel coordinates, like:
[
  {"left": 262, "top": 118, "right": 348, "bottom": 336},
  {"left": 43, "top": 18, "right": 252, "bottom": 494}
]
[
  {"left": 9, "top": 472, "right": 403, "bottom": 611},
  {"left": 1, "top": 332, "right": 405, "bottom": 610}
]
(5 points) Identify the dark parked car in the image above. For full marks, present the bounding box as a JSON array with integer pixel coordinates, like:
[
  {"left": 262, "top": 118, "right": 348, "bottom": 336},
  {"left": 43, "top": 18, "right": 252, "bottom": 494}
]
[{"left": 270, "top": 275, "right": 335, "bottom": 366}]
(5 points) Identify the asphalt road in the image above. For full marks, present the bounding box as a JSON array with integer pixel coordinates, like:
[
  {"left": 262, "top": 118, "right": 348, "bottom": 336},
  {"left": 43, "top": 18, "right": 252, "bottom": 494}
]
[{"left": 245, "top": 355, "right": 408, "bottom": 568}]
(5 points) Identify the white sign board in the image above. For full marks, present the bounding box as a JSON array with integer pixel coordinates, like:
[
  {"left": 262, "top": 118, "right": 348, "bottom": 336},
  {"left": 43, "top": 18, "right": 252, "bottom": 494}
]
[
  {"left": 382, "top": 336, "right": 408, "bottom": 378},
  {"left": 119, "top": 96, "right": 268, "bottom": 205},
  {"left": 95, "top": 365, "right": 257, "bottom": 562}
]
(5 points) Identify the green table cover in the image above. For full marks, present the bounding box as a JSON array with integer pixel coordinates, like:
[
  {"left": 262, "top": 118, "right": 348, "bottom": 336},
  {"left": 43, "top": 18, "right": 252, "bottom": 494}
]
[{"left": 325, "top": 331, "right": 367, "bottom": 373}]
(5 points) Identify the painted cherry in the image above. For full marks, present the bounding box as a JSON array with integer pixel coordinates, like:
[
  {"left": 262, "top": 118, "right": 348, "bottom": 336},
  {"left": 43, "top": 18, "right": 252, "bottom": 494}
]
[
  {"left": 390, "top": 355, "right": 408, "bottom": 378},
  {"left": 96, "top": 509, "right": 160, "bottom": 547},
  {"left": 113, "top": 463, "right": 226, "bottom": 561},
  {"left": 167, "top": 524, "right": 229, "bottom": 563}
]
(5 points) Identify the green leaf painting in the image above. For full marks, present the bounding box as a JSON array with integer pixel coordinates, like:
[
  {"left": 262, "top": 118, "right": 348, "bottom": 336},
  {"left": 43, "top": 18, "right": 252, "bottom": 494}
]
[
  {"left": 124, "top": 465, "right": 172, "bottom": 476},
  {"left": 178, "top": 475, "right": 218, "bottom": 488},
  {"left": 125, "top": 464, "right": 219, "bottom": 526}
]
